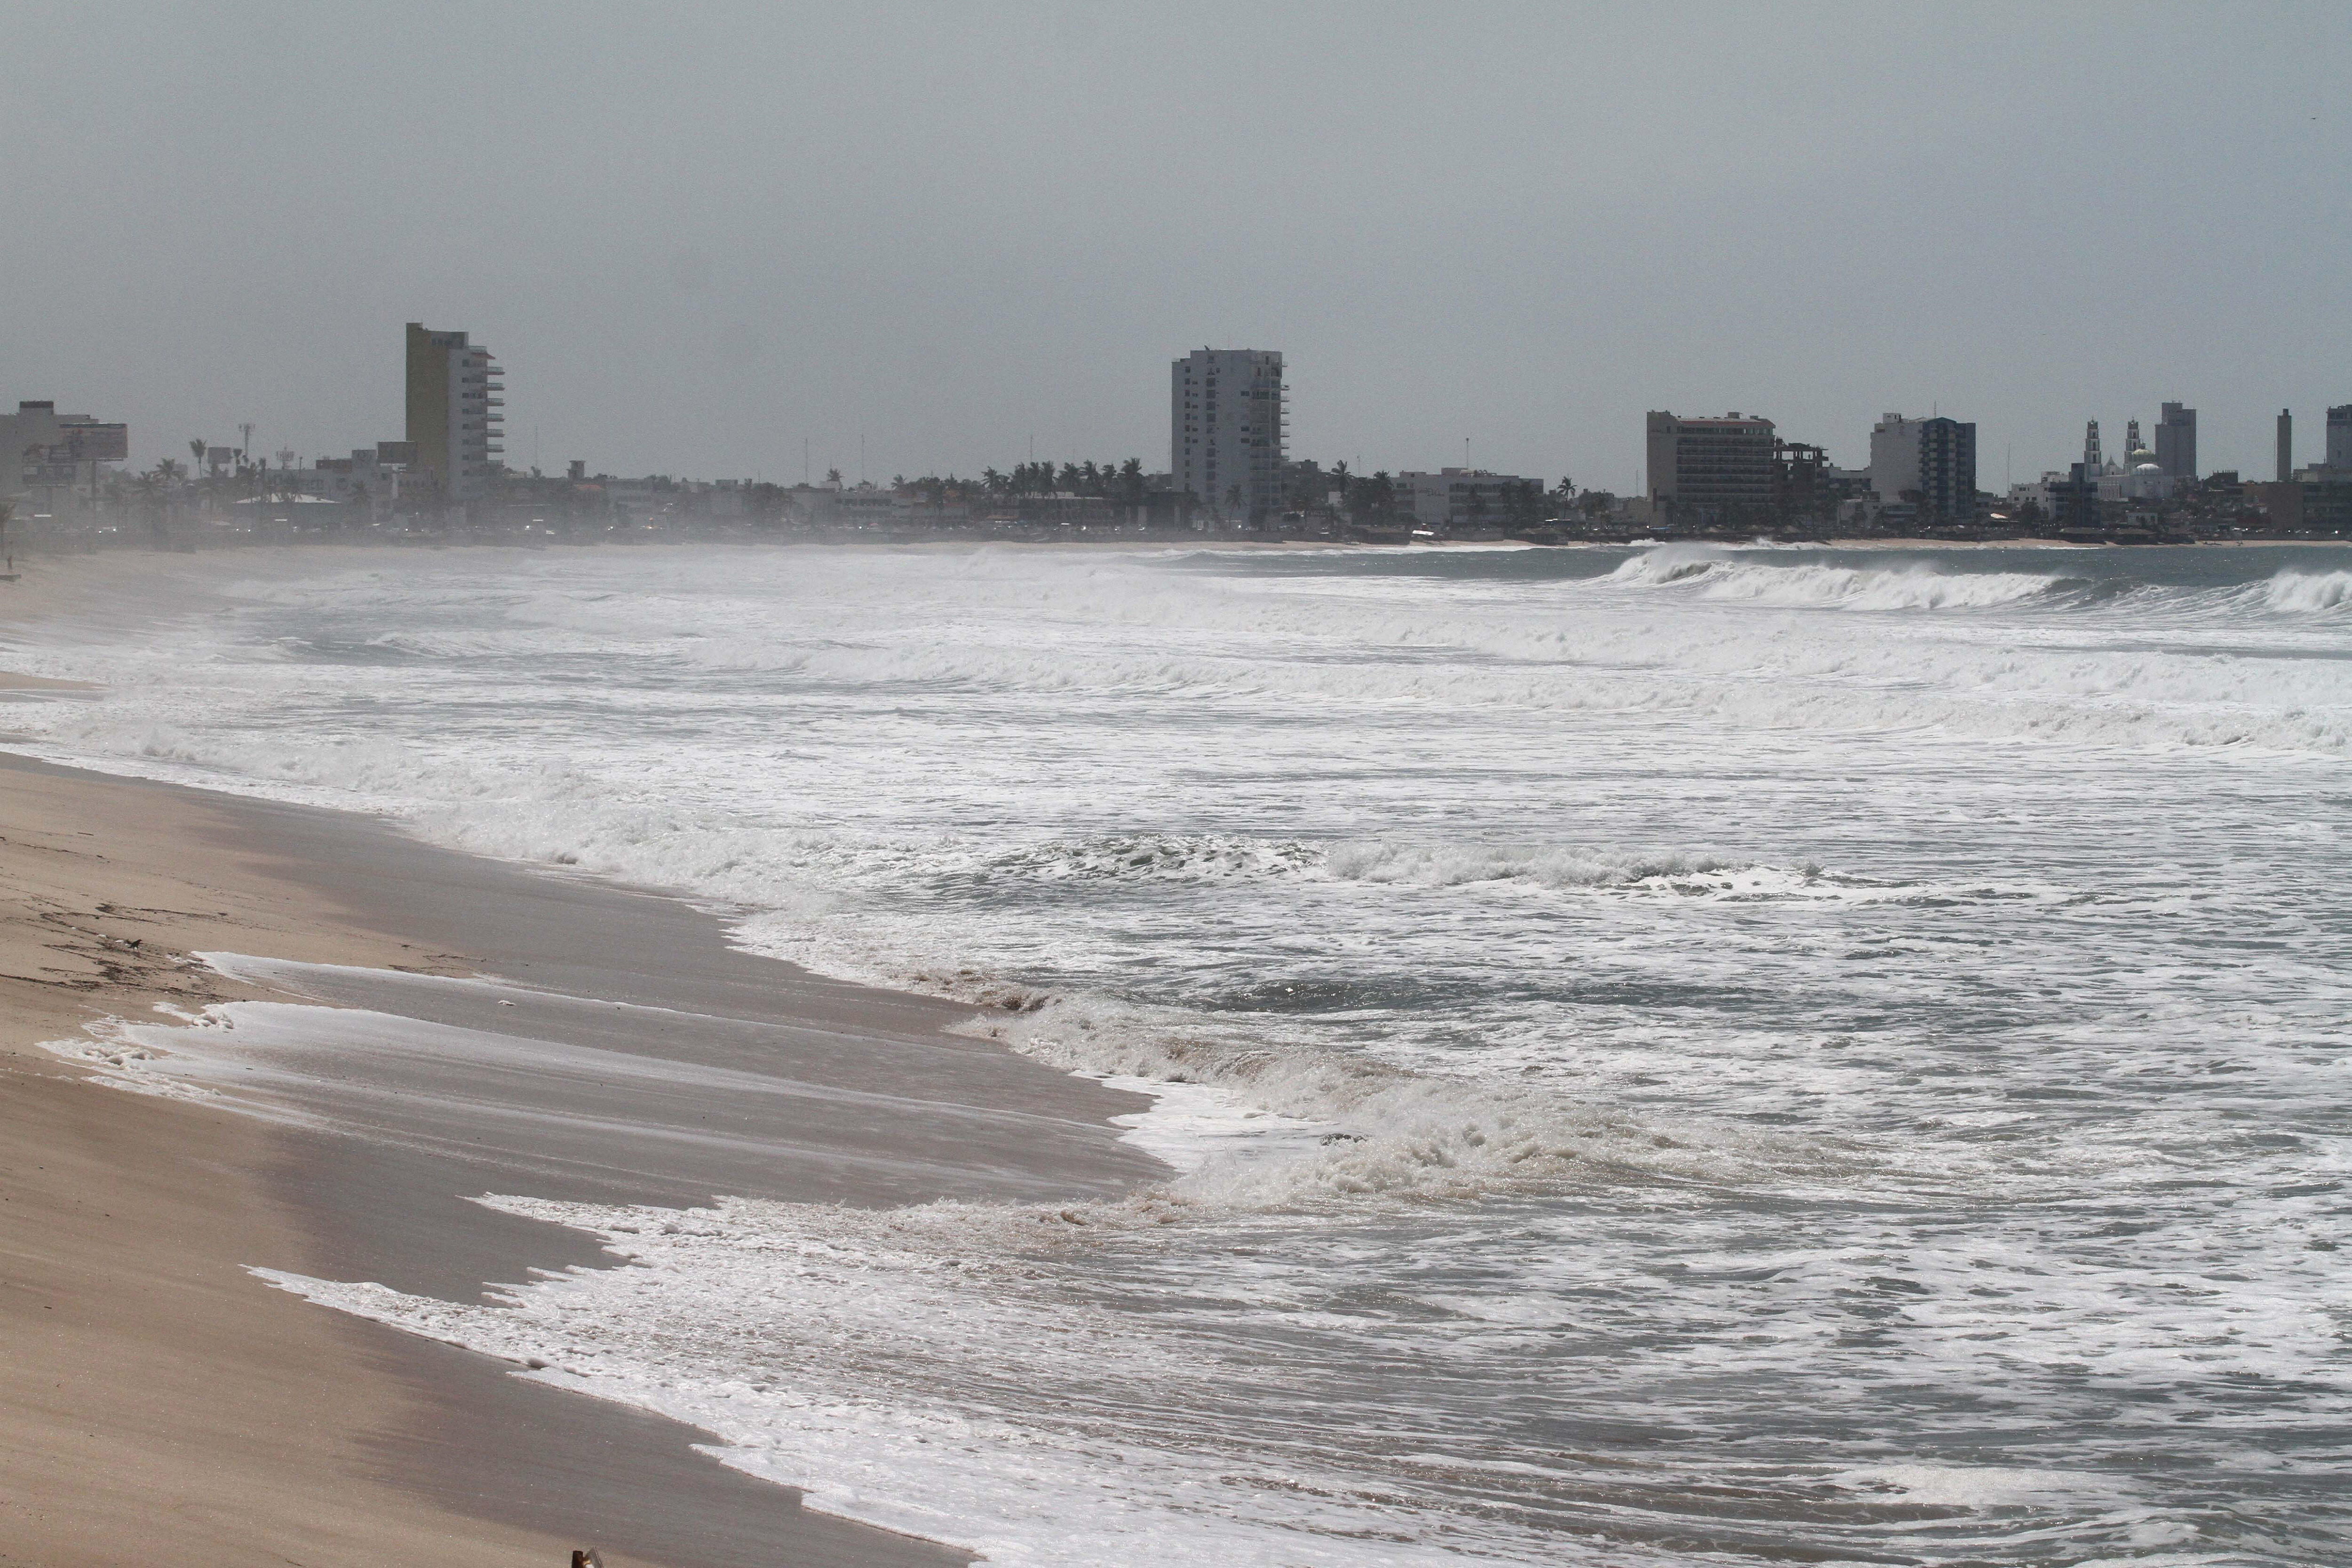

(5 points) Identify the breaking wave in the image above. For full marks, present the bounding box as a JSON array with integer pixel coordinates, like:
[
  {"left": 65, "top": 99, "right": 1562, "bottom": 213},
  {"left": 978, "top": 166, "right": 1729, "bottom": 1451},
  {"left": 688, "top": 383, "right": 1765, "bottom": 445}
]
[
  {"left": 968, "top": 1007, "right": 1846, "bottom": 1208},
  {"left": 978, "top": 833, "right": 1319, "bottom": 883},
  {"left": 1607, "top": 547, "right": 2064, "bottom": 610},
  {"left": 2262, "top": 569, "right": 2352, "bottom": 614}
]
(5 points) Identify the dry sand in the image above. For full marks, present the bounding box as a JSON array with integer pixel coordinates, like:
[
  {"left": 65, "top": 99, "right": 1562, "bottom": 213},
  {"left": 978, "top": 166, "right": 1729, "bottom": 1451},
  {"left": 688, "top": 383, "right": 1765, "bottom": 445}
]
[
  {"left": 0, "top": 754, "right": 613, "bottom": 1567},
  {"left": 0, "top": 598, "right": 1157, "bottom": 1568}
]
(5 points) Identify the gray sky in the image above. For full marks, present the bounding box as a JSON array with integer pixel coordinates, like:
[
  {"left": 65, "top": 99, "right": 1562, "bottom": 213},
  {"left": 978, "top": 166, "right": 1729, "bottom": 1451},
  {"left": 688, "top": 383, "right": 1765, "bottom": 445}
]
[{"left": 6, "top": 1, "right": 2348, "bottom": 487}]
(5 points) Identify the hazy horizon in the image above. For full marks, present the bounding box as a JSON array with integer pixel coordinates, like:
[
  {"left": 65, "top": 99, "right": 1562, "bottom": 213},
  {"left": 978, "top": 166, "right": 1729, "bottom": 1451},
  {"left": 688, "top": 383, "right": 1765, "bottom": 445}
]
[{"left": 5, "top": 1, "right": 2347, "bottom": 488}]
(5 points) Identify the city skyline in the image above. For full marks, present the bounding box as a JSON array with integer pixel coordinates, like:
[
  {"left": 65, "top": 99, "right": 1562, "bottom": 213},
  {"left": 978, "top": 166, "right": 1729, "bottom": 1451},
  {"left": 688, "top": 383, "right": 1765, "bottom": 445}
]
[{"left": 6, "top": 3, "right": 2349, "bottom": 486}]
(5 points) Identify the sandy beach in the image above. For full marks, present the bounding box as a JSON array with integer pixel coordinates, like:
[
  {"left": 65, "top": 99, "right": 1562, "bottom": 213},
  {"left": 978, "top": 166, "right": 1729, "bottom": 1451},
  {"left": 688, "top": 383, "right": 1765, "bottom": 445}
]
[{"left": 0, "top": 559, "right": 1166, "bottom": 1568}]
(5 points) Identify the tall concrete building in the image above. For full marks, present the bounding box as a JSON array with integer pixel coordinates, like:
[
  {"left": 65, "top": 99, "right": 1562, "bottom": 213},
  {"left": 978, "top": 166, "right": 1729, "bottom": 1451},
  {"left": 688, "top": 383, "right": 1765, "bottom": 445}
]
[
  {"left": 1171, "top": 349, "right": 1286, "bottom": 523},
  {"left": 2154, "top": 402, "right": 2197, "bottom": 480},
  {"left": 1645, "top": 411, "right": 1775, "bottom": 518},
  {"left": 1868, "top": 413, "right": 1924, "bottom": 503},
  {"left": 405, "top": 323, "right": 504, "bottom": 506},
  {"left": 1869, "top": 412, "right": 1977, "bottom": 519},
  {"left": 2278, "top": 409, "right": 2294, "bottom": 482},
  {"left": 1915, "top": 417, "right": 1977, "bottom": 519},
  {"left": 2327, "top": 405, "right": 2352, "bottom": 471}
]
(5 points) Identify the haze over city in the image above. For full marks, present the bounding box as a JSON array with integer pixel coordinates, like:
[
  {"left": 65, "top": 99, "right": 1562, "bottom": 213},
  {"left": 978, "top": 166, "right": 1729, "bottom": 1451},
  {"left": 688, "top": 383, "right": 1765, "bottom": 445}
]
[{"left": 6, "top": 0, "right": 2348, "bottom": 486}]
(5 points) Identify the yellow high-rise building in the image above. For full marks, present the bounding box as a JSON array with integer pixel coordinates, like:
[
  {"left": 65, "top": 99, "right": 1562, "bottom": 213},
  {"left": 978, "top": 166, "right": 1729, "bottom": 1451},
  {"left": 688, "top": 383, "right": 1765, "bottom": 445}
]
[{"left": 405, "top": 323, "right": 504, "bottom": 507}]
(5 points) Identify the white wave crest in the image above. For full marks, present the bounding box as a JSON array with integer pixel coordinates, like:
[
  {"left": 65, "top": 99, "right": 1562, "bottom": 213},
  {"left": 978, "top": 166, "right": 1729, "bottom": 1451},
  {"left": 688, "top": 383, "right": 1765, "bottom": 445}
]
[
  {"left": 249, "top": 1189, "right": 1637, "bottom": 1568},
  {"left": 982, "top": 833, "right": 1318, "bottom": 883},
  {"left": 1608, "top": 548, "right": 2059, "bottom": 610},
  {"left": 1324, "top": 840, "right": 1744, "bottom": 890},
  {"left": 978, "top": 836, "right": 1796, "bottom": 896},
  {"left": 956, "top": 1001, "right": 1845, "bottom": 1210},
  {"left": 2263, "top": 570, "right": 2352, "bottom": 613}
]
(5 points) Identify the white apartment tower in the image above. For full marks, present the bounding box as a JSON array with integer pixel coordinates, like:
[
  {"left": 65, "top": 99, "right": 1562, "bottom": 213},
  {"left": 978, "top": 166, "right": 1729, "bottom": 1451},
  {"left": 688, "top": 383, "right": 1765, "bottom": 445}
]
[
  {"left": 405, "top": 322, "right": 505, "bottom": 506},
  {"left": 1171, "top": 349, "right": 1286, "bottom": 523}
]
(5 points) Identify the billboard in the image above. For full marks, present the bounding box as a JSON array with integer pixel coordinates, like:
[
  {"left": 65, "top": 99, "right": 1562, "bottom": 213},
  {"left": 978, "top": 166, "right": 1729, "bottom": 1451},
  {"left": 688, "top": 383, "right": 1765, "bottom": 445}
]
[{"left": 52, "top": 422, "right": 129, "bottom": 463}]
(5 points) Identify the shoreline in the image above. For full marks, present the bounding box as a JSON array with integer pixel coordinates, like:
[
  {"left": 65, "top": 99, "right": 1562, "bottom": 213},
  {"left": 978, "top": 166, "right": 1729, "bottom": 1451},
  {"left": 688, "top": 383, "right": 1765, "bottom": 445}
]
[
  {"left": 6, "top": 538, "right": 2345, "bottom": 1564},
  {"left": 0, "top": 747, "right": 1161, "bottom": 1566},
  {"left": 12, "top": 531, "right": 2351, "bottom": 564}
]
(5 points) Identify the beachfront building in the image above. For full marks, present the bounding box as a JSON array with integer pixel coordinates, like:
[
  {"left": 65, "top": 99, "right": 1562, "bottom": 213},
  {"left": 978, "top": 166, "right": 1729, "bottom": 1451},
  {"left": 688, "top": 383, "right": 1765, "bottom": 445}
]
[
  {"left": 405, "top": 323, "right": 505, "bottom": 509},
  {"left": 1396, "top": 469, "right": 1542, "bottom": 532},
  {"left": 1645, "top": 410, "right": 1775, "bottom": 524},
  {"left": 2156, "top": 402, "right": 2198, "bottom": 480},
  {"left": 307, "top": 442, "right": 418, "bottom": 518},
  {"left": 2327, "top": 405, "right": 2352, "bottom": 472},
  {"left": 1171, "top": 349, "right": 1286, "bottom": 525},
  {"left": 1, "top": 399, "right": 128, "bottom": 513},
  {"left": 1868, "top": 412, "right": 1977, "bottom": 521}
]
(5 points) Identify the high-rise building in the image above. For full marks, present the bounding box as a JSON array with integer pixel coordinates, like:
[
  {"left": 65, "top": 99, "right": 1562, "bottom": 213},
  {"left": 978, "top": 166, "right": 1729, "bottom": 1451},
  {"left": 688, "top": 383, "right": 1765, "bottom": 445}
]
[
  {"left": 405, "top": 322, "right": 504, "bottom": 506},
  {"left": 1645, "top": 411, "right": 1776, "bottom": 518},
  {"left": 2155, "top": 403, "right": 2197, "bottom": 480},
  {"left": 1869, "top": 412, "right": 1977, "bottom": 519},
  {"left": 2278, "top": 409, "right": 2293, "bottom": 482},
  {"left": 1868, "top": 413, "right": 1922, "bottom": 504},
  {"left": 1915, "top": 417, "right": 1978, "bottom": 519},
  {"left": 2327, "top": 405, "right": 2352, "bottom": 471},
  {"left": 1170, "top": 349, "right": 1286, "bottom": 523}
]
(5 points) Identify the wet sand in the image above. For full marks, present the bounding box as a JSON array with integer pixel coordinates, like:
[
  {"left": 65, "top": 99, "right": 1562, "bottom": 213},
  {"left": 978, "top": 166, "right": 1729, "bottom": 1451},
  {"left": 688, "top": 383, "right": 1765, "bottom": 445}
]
[{"left": 0, "top": 744, "right": 1162, "bottom": 1567}]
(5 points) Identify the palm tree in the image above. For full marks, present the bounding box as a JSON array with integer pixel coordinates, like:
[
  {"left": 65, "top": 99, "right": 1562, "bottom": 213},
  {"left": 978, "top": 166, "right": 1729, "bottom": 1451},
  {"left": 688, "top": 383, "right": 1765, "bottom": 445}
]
[
  {"left": 131, "top": 466, "right": 171, "bottom": 544},
  {"left": 189, "top": 438, "right": 207, "bottom": 472}
]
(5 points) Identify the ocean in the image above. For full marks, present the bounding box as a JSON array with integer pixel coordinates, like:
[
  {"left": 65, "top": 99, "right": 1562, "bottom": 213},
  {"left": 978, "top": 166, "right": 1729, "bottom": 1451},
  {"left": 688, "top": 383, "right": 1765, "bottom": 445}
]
[{"left": 10, "top": 541, "right": 2350, "bottom": 1565}]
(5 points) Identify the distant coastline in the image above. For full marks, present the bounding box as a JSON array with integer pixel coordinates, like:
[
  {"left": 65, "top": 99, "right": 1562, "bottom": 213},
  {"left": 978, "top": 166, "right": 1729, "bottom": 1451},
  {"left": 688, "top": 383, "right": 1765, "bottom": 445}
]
[{"left": 10, "top": 526, "right": 2352, "bottom": 561}]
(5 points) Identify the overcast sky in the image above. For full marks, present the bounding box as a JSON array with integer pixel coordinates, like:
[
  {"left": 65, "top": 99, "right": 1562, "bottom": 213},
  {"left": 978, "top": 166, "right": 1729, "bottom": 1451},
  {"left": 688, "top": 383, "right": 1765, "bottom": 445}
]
[{"left": 5, "top": 1, "right": 2348, "bottom": 487}]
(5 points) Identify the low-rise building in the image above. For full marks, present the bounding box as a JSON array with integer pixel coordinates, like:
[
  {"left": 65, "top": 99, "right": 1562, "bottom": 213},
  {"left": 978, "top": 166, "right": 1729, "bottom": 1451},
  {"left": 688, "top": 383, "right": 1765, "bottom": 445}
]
[
  {"left": 3, "top": 400, "right": 128, "bottom": 508},
  {"left": 1396, "top": 468, "right": 1543, "bottom": 531},
  {"left": 308, "top": 442, "right": 417, "bottom": 516}
]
